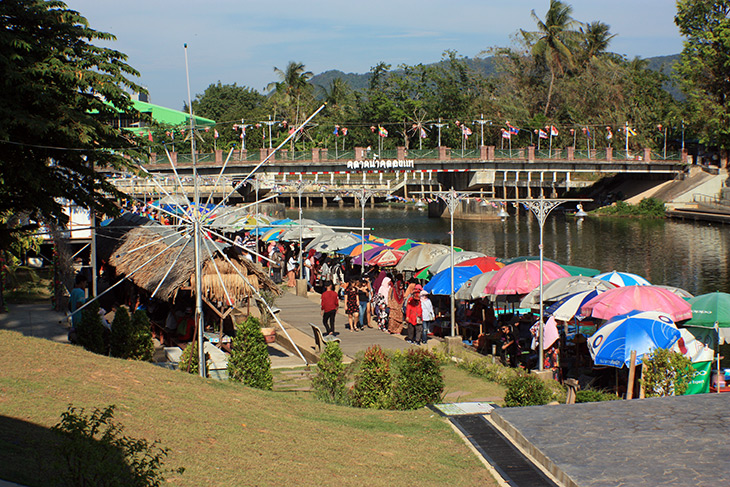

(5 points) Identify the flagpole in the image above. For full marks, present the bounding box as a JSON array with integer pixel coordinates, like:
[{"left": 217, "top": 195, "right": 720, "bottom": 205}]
[{"left": 625, "top": 121, "right": 630, "bottom": 159}]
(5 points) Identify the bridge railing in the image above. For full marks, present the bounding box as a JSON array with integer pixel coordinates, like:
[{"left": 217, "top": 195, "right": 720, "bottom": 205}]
[{"left": 406, "top": 149, "right": 439, "bottom": 159}]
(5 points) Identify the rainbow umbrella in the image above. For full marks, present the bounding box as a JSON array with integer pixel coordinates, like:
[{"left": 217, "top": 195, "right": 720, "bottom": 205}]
[
  {"left": 387, "top": 238, "right": 422, "bottom": 251},
  {"left": 351, "top": 245, "right": 389, "bottom": 265},
  {"left": 579, "top": 285, "right": 693, "bottom": 322},
  {"left": 337, "top": 242, "right": 382, "bottom": 257},
  {"left": 262, "top": 228, "right": 284, "bottom": 241},
  {"left": 484, "top": 260, "right": 571, "bottom": 296}
]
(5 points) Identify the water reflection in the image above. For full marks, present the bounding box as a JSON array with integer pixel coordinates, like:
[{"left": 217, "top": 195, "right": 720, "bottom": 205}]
[{"left": 293, "top": 206, "right": 730, "bottom": 295}]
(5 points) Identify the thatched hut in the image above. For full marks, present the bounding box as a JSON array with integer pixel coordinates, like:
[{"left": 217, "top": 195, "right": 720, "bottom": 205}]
[{"left": 107, "top": 223, "right": 280, "bottom": 308}]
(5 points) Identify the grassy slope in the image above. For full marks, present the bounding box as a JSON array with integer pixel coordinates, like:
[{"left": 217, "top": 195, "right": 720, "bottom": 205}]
[{"left": 0, "top": 331, "right": 495, "bottom": 487}]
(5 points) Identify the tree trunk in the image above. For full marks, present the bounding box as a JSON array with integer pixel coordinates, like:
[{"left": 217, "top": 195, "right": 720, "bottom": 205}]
[{"left": 544, "top": 70, "right": 555, "bottom": 117}]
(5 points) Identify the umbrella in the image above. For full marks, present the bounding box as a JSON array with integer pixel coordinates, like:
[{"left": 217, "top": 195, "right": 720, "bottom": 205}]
[
  {"left": 306, "top": 232, "right": 361, "bottom": 252},
  {"left": 560, "top": 264, "right": 601, "bottom": 277},
  {"left": 457, "top": 256, "right": 503, "bottom": 273},
  {"left": 545, "top": 290, "right": 601, "bottom": 322},
  {"left": 367, "top": 248, "right": 405, "bottom": 267},
  {"left": 519, "top": 276, "right": 616, "bottom": 308},
  {"left": 655, "top": 285, "right": 694, "bottom": 299},
  {"left": 455, "top": 271, "right": 498, "bottom": 300},
  {"left": 684, "top": 291, "right": 730, "bottom": 343},
  {"left": 262, "top": 228, "right": 284, "bottom": 242},
  {"left": 351, "top": 245, "right": 389, "bottom": 265},
  {"left": 279, "top": 222, "right": 335, "bottom": 241},
  {"left": 368, "top": 235, "right": 391, "bottom": 244},
  {"left": 395, "top": 244, "right": 451, "bottom": 271},
  {"left": 484, "top": 260, "right": 571, "bottom": 296},
  {"left": 336, "top": 242, "right": 382, "bottom": 257},
  {"left": 428, "top": 251, "right": 486, "bottom": 275},
  {"left": 504, "top": 255, "right": 561, "bottom": 266},
  {"left": 579, "top": 285, "right": 693, "bottom": 322},
  {"left": 588, "top": 310, "right": 681, "bottom": 368},
  {"left": 594, "top": 271, "right": 651, "bottom": 287},
  {"left": 387, "top": 238, "right": 421, "bottom": 251},
  {"left": 423, "top": 266, "right": 482, "bottom": 295}
]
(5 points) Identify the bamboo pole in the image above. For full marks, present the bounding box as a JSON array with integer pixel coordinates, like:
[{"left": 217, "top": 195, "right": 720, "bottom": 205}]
[{"left": 627, "top": 350, "right": 637, "bottom": 400}]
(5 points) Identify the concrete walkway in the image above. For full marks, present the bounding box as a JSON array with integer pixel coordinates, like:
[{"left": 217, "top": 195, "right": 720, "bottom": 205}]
[
  {"left": 491, "top": 392, "right": 730, "bottom": 487},
  {"left": 0, "top": 303, "right": 69, "bottom": 344},
  {"left": 275, "top": 289, "right": 417, "bottom": 361}
]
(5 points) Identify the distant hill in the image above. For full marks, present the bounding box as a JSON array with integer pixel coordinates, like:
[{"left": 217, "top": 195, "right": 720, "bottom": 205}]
[{"left": 310, "top": 53, "right": 681, "bottom": 95}]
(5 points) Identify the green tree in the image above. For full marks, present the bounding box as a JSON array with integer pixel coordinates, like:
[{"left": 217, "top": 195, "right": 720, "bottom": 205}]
[
  {"left": 227, "top": 317, "right": 273, "bottom": 390},
  {"left": 129, "top": 309, "right": 154, "bottom": 362},
  {"left": 110, "top": 306, "right": 132, "bottom": 359},
  {"left": 311, "top": 341, "right": 348, "bottom": 405},
  {"left": 524, "top": 0, "right": 580, "bottom": 116},
  {"left": 0, "top": 0, "right": 146, "bottom": 249},
  {"left": 641, "top": 348, "right": 695, "bottom": 397},
  {"left": 76, "top": 300, "right": 107, "bottom": 355},
  {"left": 352, "top": 345, "right": 393, "bottom": 409},
  {"left": 675, "top": 0, "right": 730, "bottom": 149},
  {"left": 577, "top": 21, "right": 617, "bottom": 67}
]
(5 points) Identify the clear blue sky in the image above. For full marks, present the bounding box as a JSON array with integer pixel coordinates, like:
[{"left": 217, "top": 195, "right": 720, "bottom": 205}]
[{"left": 65, "top": 0, "right": 684, "bottom": 110}]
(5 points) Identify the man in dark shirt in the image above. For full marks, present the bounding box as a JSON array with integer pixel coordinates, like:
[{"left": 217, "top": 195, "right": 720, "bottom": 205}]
[{"left": 320, "top": 282, "right": 339, "bottom": 335}]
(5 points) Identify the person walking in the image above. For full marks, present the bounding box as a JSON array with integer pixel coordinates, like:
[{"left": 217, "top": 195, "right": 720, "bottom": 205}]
[
  {"left": 320, "top": 282, "right": 339, "bottom": 336},
  {"left": 357, "top": 278, "right": 371, "bottom": 329},
  {"left": 388, "top": 278, "right": 405, "bottom": 335},
  {"left": 344, "top": 279, "right": 360, "bottom": 332},
  {"left": 405, "top": 285, "right": 423, "bottom": 344},
  {"left": 420, "top": 290, "right": 435, "bottom": 344}
]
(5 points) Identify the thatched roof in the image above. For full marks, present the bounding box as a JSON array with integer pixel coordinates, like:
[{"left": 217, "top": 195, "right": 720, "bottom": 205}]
[{"left": 108, "top": 224, "right": 280, "bottom": 305}]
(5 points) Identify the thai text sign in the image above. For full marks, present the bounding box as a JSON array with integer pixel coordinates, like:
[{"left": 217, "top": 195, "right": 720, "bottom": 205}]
[{"left": 346, "top": 159, "right": 415, "bottom": 170}]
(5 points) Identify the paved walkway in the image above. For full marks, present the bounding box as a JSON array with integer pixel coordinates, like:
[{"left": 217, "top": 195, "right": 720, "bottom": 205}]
[
  {"left": 0, "top": 303, "right": 69, "bottom": 343},
  {"left": 491, "top": 393, "right": 730, "bottom": 487},
  {"left": 276, "top": 289, "right": 416, "bottom": 360}
]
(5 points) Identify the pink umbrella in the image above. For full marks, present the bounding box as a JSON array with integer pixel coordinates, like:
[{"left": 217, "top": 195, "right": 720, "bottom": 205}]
[
  {"left": 484, "top": 260, "right": 571, "bottom": 296},
  {"left": 579, "top": 285, "right": 693, "bottom": 322}
]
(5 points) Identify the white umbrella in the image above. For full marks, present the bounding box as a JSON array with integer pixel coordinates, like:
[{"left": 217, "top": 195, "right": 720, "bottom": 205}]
[
  {"left": 305, "top": 232, "right": 361, "bottom": 252},
  {"left": 279, "top": 222, "right": 334, "bottom": 241},
  {"left": 395, "top": 244, "right": 451, "bottom": 271},
  {"left": 519, "top": 276, "right": 616, "bottom": 308},
  {"left": 428, "top": 251, "right": 486, "bottom": 275},
  {"left": 455, "top": 271, "right": 498, "bottom": 300}
]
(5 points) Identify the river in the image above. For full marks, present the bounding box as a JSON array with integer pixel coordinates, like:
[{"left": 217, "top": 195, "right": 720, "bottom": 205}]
[{"left": 289, "top": 206, "right": 730, "bottom": 296}]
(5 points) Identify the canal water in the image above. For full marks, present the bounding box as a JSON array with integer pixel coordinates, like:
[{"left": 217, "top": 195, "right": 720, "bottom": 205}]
[{"left": 290, "top": 206, "right": 730, "bottom": 296}]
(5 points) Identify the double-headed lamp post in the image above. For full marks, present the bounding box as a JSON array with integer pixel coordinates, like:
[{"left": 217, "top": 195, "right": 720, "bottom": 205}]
[
  {"left": 356, "top": 188, "right": 375, "bottom": 277},
  {"left": 519, "top": 197, "right": 590, "bottom": 370}
]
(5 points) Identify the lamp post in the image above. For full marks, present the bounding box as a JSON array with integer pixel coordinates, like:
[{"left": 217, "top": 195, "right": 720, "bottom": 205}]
[
  {"left": 356, "top": 188, "right": 374, "bottom": 277},
  {"left": 473, "top": 115, "right": 491, "bottom": 148},
  {"left": 431, "top": 118, "right": 449, "bottom": 147},
  {"left": 260, "top": 116, "right": 278, "bottom": 149}
]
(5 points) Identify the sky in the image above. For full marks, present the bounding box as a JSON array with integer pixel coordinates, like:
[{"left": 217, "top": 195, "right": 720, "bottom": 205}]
[{"left": 64, "top": 0, "right": 684, "bottom": 110}]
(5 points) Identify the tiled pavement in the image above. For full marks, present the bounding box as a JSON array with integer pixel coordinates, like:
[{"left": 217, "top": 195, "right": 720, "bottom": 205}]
[{"left": 492, "top": 392, "right": 730, "bottom": 487}]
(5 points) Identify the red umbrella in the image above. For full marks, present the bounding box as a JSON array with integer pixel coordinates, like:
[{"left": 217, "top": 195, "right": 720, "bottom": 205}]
[
  {"left": 457, "top": 256, "right": 503, "bottom": 273},
  {"left": 367, "top": 248, "right": 405, "bottom": 267},
  {"left": 484, "top": 260, "right": 570, "bottom": 296},
  {"left": 579, "top": 285, "right": 693, "bottom": 322}
]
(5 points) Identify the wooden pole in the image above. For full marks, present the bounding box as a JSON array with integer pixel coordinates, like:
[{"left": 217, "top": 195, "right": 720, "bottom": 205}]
[
  {"left": 627, "top": 350, "right": 637, "bottom": 400},
  {"left": 639, "top": 364, "right": 645, "bottom": 399}
]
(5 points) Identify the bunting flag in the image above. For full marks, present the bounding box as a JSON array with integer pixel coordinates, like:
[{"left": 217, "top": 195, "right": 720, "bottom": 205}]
[
  {"left": 214, "top": 129, "right": 219, "bottom": 139},
  {"left": 462, "top": 125, "right": 472, "bottom": 138},
  {"left": 420, "top": 127, "right": 427, "bottom": 138},
  {"left": 506, "top": 122, "right": 520, "bottom": 135},
  {"left": 204, "top": 127, "right": 210, "bottom": 133},
  {"left": 583, "top": 127, "right": 592, "bottom": 138},
  {"left": 501, "top": 128, "right": 511, "bottom": 139},
  {"left": 550, "top": 125, "right": 559, "bottom": 137},
  {"left": 147, "top": 132, "right": 153, "bottom": 142},
  {"left": 378, "top": 126, "right": 388, "bottom": 137},
  {"left": 626, "top": 126, "right": 637, "bottom": 137},
  {"left": 333, "top": 125, "right": 339, "bottom": 136},
  {"left": 606, "top": 126, "right": 613, "bottom": 140},
  {"left": 342, "top": 127, "right": 348, "bottom": 136},
  {"left": 538, "top": 129, "right": 548, "bottom": 139}
]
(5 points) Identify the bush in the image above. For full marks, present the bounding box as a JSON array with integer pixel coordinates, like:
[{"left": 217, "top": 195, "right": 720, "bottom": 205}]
[
  {"left": 110, "top": 307, "right": 132, "bottom": 358},
  {"left": 391, "top": 349, "right": 444, "bottom": 410},
  {"left": 575, "top": 389, "right": 620, "bottom": 403},
  {"left": 504, "top": 375, "right": 552, "bottom": 407},
  {"left": 129, "top": 310, "right": 154, "bottom": 361},
  {"left": 76, "top": 300, "right": 107, "bottom": 355},
  {"left": 641, "top": 348, "right": 695, "bottom": 397},
  {"left": 178, "top": 340, "right": 209, "bottom": 376},
  {"left": 457, "top": 356, "right": 521, "bottom": 385},
  {"left": 352, "top": 345, "right": 393, "bottom": 409},
  {"left": 595, "top": 197, "right": 666, "bottom": 218},
  {"left": 312, "top": 341, "right": 348, "bottom": 405},
  {"left": 50, "top": 405, "right": 183, "bottom": 486},
  {"left": 227, "top": 317, "right": 273, "bottom": 390}
]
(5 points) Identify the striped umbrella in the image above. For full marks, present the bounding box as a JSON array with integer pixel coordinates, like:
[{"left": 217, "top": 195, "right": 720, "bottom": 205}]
[{"left": 594, "top": 271, "right": 651, "bottom": 287}]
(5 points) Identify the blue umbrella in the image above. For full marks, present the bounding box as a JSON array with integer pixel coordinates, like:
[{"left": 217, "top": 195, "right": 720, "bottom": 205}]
[
  {"left": 594, "top": 271, "right": 650, "bottom": 287},
  {"left": 588, "top": 310, "right": 681, "bottom": 368},
  {"left": 423, "top": 266, "right": 482, "bottom": 296},
  {"left": 545, "top": 290, "right": 600, "bottom": 322}
]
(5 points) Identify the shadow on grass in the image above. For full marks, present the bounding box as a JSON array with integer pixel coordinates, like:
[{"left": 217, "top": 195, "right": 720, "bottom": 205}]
[{"left": 0, "top": 414, "right": 133, "bottom": 486}]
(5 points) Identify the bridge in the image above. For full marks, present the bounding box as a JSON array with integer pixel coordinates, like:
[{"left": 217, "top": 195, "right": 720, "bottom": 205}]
[{"left": 113, "top": 146, "right": 688, "bottom": 209}]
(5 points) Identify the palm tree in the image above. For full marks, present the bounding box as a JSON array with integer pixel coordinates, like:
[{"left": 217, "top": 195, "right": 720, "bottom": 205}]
[
  {"left": 525, "top": 0, "right": 580, "bottom": 116},
  {"left": 266, "top": 61, "right": 313, "bottom": 125},
  {"left": 579, "top": 21, "right": 616, "bottom": 65}
]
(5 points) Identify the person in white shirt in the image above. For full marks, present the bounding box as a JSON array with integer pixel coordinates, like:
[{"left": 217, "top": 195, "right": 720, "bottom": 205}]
[{"left": 420, "top": 291, "right": 435, "bottom": 343}]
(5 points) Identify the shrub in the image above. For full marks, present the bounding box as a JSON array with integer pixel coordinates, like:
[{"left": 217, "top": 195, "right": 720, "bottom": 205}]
[
  {"left": 179, "top": 340, "right": 209, "bottom": 377},
  {"left": 391, "top": 348, "right": 444, "bottom": 410},
  {"left": 311, "top": 341, "right": 348, "bottom": 405},
  {"left": 457, "top": 356, "right": 521, "bottom": 385},
  {"left": 227, "top": 317, "right": 273, "bottom": 390},
  {"left": 352, "top": 345, "right": 393, "bottom": 409},
  {"left": 504, "top": 375, "right": 552, "bottom": 407},
  {"left": 76, "top": 300, "right": 107, "bottom": 355},
  {"left": 50, "top": 405, "right": 183, "bottom": 486},
  {"left": 575, "top": 389, "right": 620, "bottom": 403},
  {"left": 129, "top": 310, "right": 154, "bottom": 361},
  {"left": 641, "top": 348, "right": 695, "bottom": 397},
  {"left": 110, "top": 307, "right": 132, "bottom": 358}
]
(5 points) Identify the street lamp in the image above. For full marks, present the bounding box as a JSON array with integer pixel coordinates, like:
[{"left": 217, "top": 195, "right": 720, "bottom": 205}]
[
  {"left": 431, "top": 118, "right": 449, "bottom": 147},
  {"left": 356, "top": 188, "right": 375, "bottom": 277},
  {"left": 473, "top": 115, "right": 491, "bottom": 148}
]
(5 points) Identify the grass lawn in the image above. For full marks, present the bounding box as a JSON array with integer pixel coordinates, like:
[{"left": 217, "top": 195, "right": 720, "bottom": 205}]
[
  {"left": 0, "top": 330, "right": 497, "bottom": 486},
  {"left": 441, "top": 363, "right": 507, "bottom": 405}
]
